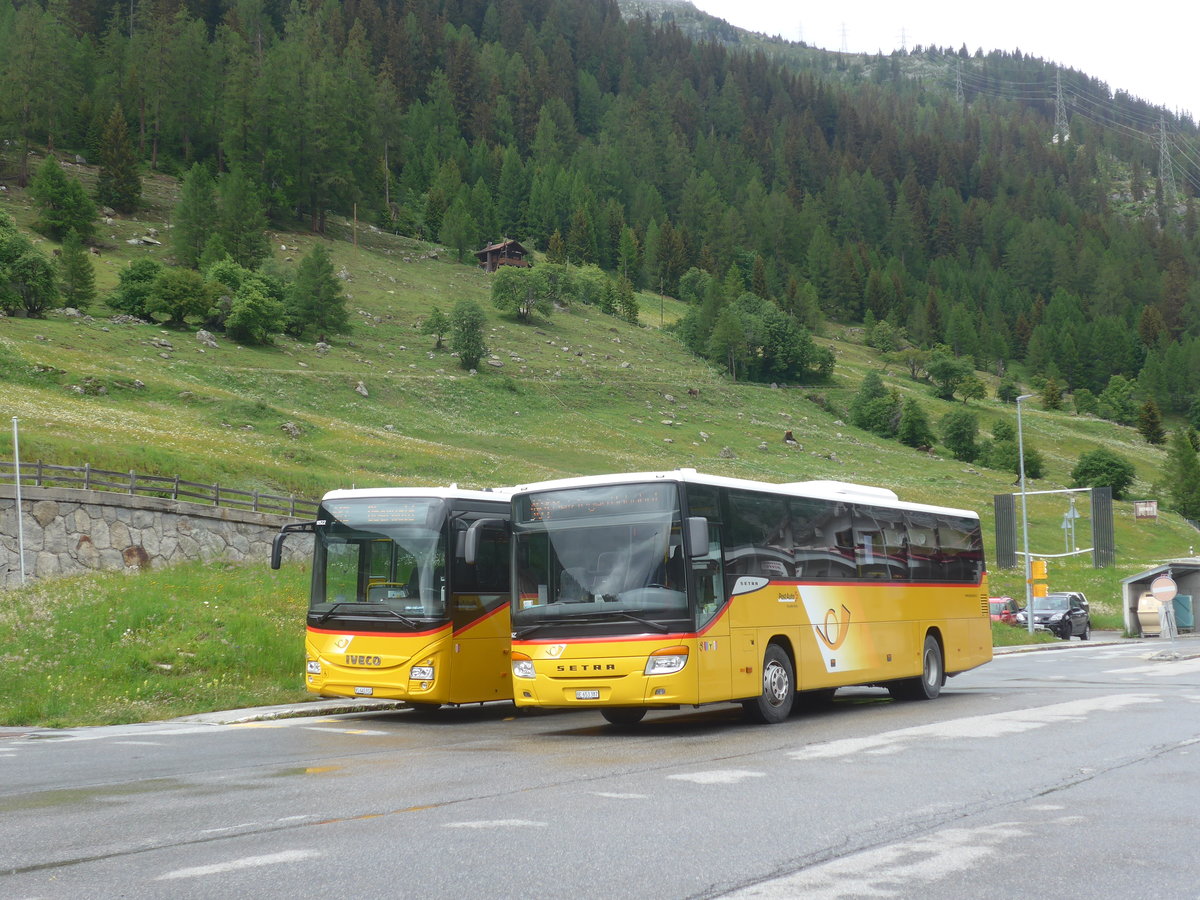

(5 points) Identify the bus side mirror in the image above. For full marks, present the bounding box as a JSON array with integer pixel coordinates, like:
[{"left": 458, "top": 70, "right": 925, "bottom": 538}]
[
  {"left": 271, "top": 521, "right": 317, "bottom": 569},
  {"left": 463, "top": 517, "right": 507, "bottom": 564},
  {"left": 686, "top": 516, "right": 709, "bottom": 558}
]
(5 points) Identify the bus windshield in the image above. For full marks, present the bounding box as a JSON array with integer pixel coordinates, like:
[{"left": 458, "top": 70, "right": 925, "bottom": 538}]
[
  {"left": 512, "top": 482, "right": 691, "bottom": 635},
  {"left": 312, "top": 497, "right": 448, "bottom": 625}
]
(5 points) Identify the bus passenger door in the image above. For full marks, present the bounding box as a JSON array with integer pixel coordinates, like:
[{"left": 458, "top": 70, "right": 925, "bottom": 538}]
[
  {"left": 692, "top": 525, "right": 731, "bottom": 703},
  {"left": 450, "top": 517, "right": 513, "bottom": 703}
]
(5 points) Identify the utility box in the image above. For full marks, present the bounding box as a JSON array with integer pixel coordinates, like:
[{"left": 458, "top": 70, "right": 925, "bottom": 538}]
[
  {"left": 1175, "top": 594, "right": 1194, "bottom": 633},
  {"left": 1138, "top": 592, "right": 1162, "bottom": 637}
]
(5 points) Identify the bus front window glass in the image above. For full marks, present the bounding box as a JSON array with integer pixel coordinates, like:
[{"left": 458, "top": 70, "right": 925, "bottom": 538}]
[
  {"left": 513, "top": 483, "right": 690, "bottom": 633},
  {"left": 323, "top": 542, "right": 360, "bottom": 603},
  {"left": 313, "top": 498, "right": 448, "bottom": 622}
]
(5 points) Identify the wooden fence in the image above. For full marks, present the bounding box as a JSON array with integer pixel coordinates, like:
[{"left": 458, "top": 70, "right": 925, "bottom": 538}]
[{"left": 0, "top": 460, "right": 318, "bottom": 518}]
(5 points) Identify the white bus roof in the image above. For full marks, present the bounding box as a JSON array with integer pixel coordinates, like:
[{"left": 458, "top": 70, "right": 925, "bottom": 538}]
[
  {"left": 509, "top": 469, "right": 977, "bottom": 520},
  {"left": 320, "top": 486, "right": 513, "bottom": 503}
]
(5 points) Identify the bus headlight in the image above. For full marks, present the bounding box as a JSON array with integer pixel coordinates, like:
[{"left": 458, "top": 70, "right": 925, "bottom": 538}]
[
  {"left": 410, "top": 665, "right": 434, "bottom": 681},
  {"left": 645, "top": 646, "right": 689, "bottom": 675},
  {"left": 306, "top": 660, "right": 322, "bottom": 675},
  {"left": 512, "top": 651, "right": 535, "bottom": 679}
]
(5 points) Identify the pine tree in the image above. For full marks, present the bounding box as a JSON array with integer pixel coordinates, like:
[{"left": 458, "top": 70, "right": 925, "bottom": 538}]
[
  {"left": 57, "top": 230, "right": 96, "bottom": 310},
  {"left": 940, "top": 409, "right": 979, "bottom": 462},
  {"left": 615, "top": 275, "right": 639, "bottom": 325},
  {"left": 897, "top": 398, "right": 935, "bottom": 448},
  {"left": 1138, "top": 399, "right": 1166, "bottom": 444},
  {"left": 1164, "top": 429, "right": 1200, "bottom": 520},
  {"left": 285, "top": 245, "right": 350, "bottom": 339},
  {"left": 96, "top": 104, "right": 142, "bottom": 213},
  {"left": 450, "top": 299, "right": 487, "bottom": 370},
  {"left": 1041, "top": 378, "right": 1063, "bottom": 410},
  {"left": 173, "top": 164, "right": 218, "bottom": 269},
  {"left": 216, "top": 166, "right": 269, "bottom": 270},
  {"left": 708, "top": 305, "right": 747, "bottom": 380},
  {"left": 29, "top": 156, "right": 96, "bottom": 242}
]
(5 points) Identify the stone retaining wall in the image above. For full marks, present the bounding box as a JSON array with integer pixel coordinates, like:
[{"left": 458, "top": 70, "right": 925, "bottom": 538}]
[{"left": 0, "top": 485, "right": 312, "bottom": 589}]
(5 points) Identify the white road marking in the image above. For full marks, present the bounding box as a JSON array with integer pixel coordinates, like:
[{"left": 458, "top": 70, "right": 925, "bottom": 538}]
[
  {"left": 156, "top": 849, "right": 318, "bottom": 880},
  {"left": 668, "top": 770, "right": 766, "bottom": 785},
  {"left": 790, "top": 694, "right": 1157, "bottom": 760},
  {"left": 1104, "top": 657, "right": 1200, "bottom": 677},
  {"left": 719, "top": 821, "right": 1028, "bottom": 898},
  {"left": 593, "top": 792, "right": 650, "bottom": 799},
  {"left": 442, "top": 819, "right": 547, "bottom": 829},
  {"left": 111, "top": 740, "right": 163, "bottom": 746},
  {"left": 197, "top": 823, "right": 259, "bottom": 835}
]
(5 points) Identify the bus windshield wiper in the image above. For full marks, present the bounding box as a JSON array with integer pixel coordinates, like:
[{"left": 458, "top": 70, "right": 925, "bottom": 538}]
[
  {"left": 590, "top": 610, "right": 672, "bottom": 633},
  {"left": 315, "top": 601, "right": 420, "bottom": 628}
]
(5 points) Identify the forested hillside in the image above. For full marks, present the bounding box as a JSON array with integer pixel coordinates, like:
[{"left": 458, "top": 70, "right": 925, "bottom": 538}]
[{"left": 3, "top": 0, "right": 1200, "bottom": 425}]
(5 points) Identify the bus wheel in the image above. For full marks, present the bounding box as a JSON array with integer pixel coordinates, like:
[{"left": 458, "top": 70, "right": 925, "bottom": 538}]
[
  {"left": 601, "top": 707, "right": 647, "bottom": 726},
  {"left": 888, "top": 634, "right": 943, "bottom": 701},
  {"left": 743, "top": 644, "right": 794, "bottom": 724}
]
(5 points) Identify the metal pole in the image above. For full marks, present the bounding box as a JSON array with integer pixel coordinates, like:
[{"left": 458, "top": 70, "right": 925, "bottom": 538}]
[
  {"left": 12, "top": 417, "right": 26, "bottom": 585},
  {"left": 1017, "top": 395, "right": 1034, "bottom": 634}
]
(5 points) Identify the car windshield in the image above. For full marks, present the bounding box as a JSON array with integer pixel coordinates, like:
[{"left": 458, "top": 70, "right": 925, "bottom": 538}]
[{"left": 1033, "top": 595, "right": 1070, "bottom": 611}]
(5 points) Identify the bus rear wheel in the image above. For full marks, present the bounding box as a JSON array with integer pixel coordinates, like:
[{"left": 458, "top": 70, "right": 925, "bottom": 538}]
[
  {"left": 888, "top": 634, "right": 943, "bottom": 701},
  {"left": 743, "top": 644, "right": 794, "bottom": 724},
  {"left": 601, "top": 707, "right": 647, "bottom": 726}
]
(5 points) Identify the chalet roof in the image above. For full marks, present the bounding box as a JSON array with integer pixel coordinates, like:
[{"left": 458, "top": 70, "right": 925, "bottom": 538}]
[{"left": 475, "top": 239, "right": 528, "bottom": 257}]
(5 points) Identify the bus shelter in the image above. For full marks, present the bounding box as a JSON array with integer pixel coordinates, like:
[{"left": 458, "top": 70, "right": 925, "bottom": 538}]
[{"left": 1120, "top": 561, "right": 1200, "bottom": 636}]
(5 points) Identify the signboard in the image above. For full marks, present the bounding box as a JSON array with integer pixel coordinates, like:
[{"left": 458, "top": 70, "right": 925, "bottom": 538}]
[
  {"left": 1134, "top": 500, "right": 1158, "bottom": 520},
  {"left": 1150, "top": 574, "right": 1178, "bottom": 603}
]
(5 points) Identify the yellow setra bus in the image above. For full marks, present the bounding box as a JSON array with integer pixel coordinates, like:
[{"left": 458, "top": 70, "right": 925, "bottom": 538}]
[
  {"left": 502, "top": 469, "right": 991, "bottom": 725},
  {"left": 272, "top": 487, "right": 513, "bottom": 709}
]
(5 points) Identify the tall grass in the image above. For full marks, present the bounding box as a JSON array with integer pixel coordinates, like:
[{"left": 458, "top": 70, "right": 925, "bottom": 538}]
[{"left": 0, "top": 561, "right": 310, "bottom": 726}]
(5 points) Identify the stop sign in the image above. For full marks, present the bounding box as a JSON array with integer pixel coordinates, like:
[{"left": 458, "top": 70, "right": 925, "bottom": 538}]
[{"left": 1150, "top": 574, "right": 1178, "bottom": 603}]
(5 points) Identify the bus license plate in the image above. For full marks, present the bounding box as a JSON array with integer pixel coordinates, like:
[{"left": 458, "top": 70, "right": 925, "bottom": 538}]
[
  {"left": 355, "top": 686, "right": 374, "bottom": 696},
  {"left": 576, "top": 689, "right": 600, "bottom": 700}
]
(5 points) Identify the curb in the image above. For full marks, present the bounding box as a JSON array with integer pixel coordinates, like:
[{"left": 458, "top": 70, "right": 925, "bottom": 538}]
[{"left": 168, "top": 698, "right": 410, "bottom": 725}]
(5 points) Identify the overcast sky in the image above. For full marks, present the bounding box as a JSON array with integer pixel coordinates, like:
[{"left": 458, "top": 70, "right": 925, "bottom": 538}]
[{"left": 690, "top": 0, "right": 1198, "bottom": 122}]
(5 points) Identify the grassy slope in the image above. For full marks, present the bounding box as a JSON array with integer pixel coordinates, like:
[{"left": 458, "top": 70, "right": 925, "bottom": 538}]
[{"left": 0, "top": 164, "right": 1194, "bottom": 724}]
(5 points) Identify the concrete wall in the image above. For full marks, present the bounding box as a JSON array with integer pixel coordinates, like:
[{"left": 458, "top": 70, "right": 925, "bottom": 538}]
[{"left": 0, "top": 485, "right": 313, "bottom": 589}]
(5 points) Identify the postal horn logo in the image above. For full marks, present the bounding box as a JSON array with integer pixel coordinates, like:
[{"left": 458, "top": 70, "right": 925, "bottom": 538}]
[{"left": 815, "top": 605, "right": 852, "bottom": 650}]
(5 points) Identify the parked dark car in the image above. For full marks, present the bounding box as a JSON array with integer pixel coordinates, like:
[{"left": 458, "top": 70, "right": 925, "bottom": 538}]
[
  {"left": 989, "top": 596, "right": 1022, "bottom": 625},
  {"left": 1015, "top": 591, "right": 1090, "bottom": 640}
]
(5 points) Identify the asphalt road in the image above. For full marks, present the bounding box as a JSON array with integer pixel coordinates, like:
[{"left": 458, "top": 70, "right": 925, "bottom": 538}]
[{"left": 2, "top": 636, "right": 1198, "bottom": 899}]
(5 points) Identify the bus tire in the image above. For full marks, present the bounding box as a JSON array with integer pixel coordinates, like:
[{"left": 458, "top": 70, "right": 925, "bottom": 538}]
[
  {"left": 888, "top": 634, "right": 943, "bottom": 701},
  {"left": 601, "top": 707, "right": 647, "bottom": 726},
  {"left": 743, "top": 643, "right": 794, "bottom": 724}
]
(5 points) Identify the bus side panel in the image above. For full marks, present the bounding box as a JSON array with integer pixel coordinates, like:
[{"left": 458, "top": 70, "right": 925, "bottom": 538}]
[
  {"left": 449, "top": 599, "right": 514, "bottom": 703},
  {"left": 305, "top": 626, "right": 454, "bottom": 702},
  {"left": 726, "top": 583, "right": 803, "bottom": 699},
  {"left": 695, "top": 607, "right": 733, "bottom": 703}
]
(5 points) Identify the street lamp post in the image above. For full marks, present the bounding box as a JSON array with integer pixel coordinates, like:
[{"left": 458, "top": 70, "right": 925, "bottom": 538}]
[{"left": 1016, "top": 394, "right": 1035, "bottom": 634}]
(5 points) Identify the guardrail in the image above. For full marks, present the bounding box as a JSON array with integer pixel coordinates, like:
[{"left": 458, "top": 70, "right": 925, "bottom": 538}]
[{"left": 0, "top": 460, "right": 318, "bottom": 518}]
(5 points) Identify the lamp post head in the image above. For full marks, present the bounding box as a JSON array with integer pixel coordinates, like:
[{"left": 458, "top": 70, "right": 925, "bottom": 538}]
[{"left": 1017, "top": 393, "right": 1034, "bottom": 403}]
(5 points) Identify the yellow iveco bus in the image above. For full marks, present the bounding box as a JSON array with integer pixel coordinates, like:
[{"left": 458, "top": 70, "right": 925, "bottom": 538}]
[
  {"left": 271, "top": 487, "right": 513, "bottom": 709},
  {"left": 502, "top": 469, "right": 991, "bottom": 725}
]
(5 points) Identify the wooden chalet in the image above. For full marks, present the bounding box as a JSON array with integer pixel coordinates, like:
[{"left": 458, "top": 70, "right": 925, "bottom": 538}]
[{"left": 475, "top": 239, "right": 530, "bottom": 272}]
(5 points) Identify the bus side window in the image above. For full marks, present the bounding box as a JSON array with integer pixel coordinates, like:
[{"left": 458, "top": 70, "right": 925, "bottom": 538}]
[{"left": 693, "top": 524, "right": 724, "bottom": 629}]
